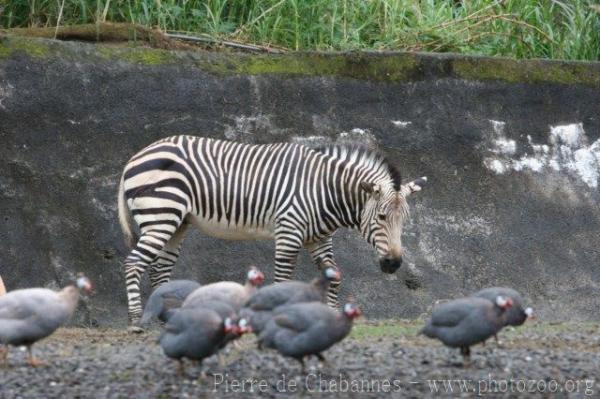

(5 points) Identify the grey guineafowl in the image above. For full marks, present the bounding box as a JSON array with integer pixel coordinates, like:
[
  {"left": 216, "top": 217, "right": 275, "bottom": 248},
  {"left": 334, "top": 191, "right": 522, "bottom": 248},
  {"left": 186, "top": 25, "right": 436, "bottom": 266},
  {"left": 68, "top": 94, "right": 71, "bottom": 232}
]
[
  {"left": 159, "top": 306, "right": 252, "bottom": 375},
  {"left": 173, "top": 299, "right": 246, "bottom": 351},
  {"left": 140, "top": 279, "right": 200, "bottom": 326},
  {"left": 472, "top": 287, "right": 533, "bottom": 328},
  {"left": 0, "top": 275, "right": 93, "bottom": 366},
  {"left": 242, "top": 266, "right": 341, "bottom": 334},
  {"left": 258, "top": 302, "right": 361, "bottom": 371},
  {"left": 182, "top": 267, "right": 264, "bottom": 312},
  {"left": 420, "top": 295, "right": 513, "bottom": 366}
]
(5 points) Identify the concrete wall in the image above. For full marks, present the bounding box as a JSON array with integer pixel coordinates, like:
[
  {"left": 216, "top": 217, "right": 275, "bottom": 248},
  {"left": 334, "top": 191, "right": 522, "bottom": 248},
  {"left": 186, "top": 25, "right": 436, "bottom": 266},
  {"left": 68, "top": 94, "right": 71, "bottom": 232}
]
[{"left": 1, "top": 35, "right": 599, "bottom": 326}]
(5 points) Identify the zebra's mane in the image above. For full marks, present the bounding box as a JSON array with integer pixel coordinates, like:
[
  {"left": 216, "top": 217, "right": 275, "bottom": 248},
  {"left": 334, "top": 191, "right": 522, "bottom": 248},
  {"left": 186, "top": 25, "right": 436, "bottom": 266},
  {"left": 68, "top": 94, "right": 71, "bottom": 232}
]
[{"left": 312, "top": 143, "right": 402, "bottom": 190}]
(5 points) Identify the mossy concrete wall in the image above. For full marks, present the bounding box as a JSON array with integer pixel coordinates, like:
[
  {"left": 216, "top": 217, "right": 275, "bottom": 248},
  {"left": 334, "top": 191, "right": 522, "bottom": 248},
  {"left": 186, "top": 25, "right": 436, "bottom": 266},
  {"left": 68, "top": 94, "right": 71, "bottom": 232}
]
[{"left": 1, "top": 35, "right": 599, "bottom": 326}]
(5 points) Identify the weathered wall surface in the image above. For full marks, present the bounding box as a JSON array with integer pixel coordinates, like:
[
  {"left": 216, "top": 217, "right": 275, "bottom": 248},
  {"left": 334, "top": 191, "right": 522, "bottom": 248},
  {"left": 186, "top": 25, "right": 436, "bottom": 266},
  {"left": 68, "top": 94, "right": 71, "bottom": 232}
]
[{"left": 1, "top": 36, "right": 599, "bottom": 326}]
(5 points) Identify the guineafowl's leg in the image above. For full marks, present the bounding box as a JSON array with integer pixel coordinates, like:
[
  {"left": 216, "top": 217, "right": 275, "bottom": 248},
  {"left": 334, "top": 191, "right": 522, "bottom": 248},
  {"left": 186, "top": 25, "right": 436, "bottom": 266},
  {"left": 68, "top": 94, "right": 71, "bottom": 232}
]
[
  {"left": 192, "top": 360, "right": 208, "bottom": 379},
  {"left": 176, "top": 359, "right": 186, "bottom": 376},
  {"left": 149, "top": 224, "right": 190, "bottom": 289},
  {"left": 460, "top": 347, "right": 471, "bottom": 368},
  {"left": 307, "top": 235, "right": 340, "bottom": 309},
  {"left": 26, "top": 346, "right": 46, "bottom": 367},
  {"left": 296, "top": 357, "right": 306, "bottom": 374},
  {"left": 316, "top": 353, "right": 330, "bottom": 368},
  {"left": 0, "top": 345, "right": 8, "bottom": 366},
  {"left": 493, "top": 333, "right": 505, "bottom": 348}
]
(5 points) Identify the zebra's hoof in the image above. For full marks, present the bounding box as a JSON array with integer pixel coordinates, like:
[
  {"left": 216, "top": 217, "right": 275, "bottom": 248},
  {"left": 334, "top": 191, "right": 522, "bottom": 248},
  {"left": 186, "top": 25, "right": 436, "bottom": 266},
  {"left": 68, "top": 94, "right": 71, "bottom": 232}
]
[{"left": 127, "top": 325, "right": 145, "bottom": 334}]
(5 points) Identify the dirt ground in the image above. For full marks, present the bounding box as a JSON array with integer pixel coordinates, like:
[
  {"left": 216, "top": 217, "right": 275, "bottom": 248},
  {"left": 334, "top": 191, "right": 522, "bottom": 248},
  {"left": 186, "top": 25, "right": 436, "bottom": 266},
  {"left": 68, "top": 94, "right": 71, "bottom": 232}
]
[{"left": 0, "top": 320, "right": 598, "bottom": 398}]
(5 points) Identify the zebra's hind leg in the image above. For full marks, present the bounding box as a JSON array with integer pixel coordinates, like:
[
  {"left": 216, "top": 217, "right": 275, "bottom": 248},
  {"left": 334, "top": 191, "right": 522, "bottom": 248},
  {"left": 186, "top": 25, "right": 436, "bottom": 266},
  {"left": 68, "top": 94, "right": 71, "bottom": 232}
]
[
  {"left": 326, "top": 280, "right": 341, "bottom": 309},
  {"left": 148, "top": 223, "right": 190, "bottom": 289},
  {"left": 124, "top": 229, "right": 177, "bottom": 330}
]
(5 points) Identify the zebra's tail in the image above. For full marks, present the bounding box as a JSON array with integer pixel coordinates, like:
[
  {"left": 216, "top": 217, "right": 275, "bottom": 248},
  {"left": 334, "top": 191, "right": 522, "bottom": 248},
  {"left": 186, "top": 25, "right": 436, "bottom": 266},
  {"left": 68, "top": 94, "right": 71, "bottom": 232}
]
[{"left": 118, "top": 172, "right": 138, "bottom": 249}]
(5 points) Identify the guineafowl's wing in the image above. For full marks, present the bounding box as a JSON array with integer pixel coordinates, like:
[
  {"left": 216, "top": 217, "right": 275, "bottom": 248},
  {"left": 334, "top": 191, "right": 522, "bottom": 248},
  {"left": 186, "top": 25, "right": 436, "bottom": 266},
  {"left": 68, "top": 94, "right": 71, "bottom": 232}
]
[
  {"left": 276, "top": 318, "right": 335, "bottom": 356},
  {"left": 430, "top": 299, "right": 481, "bottom": 327},
  {"left": 183, "top": 282, "right": 244, "bottom": 310},
  {"left": 246, "top": 282, "right": 309, "bottom": 311},
  {"left": 0, "top": 289, "right": 55, "bottom": 320},
  {"left": 0, "top": 296, "right": 30, "bottom": 320},
  {"left": 161, "top": 308, "right": 190, "bottom": 335},
  {"left": 162, "top": 294, "right": 184, "bottom": 311},
  {"left": 271, "top": 303, "right": 323, "bottom": 333},
  {"left": 272, "top": 314, "right": 308, "bottom": 332}
]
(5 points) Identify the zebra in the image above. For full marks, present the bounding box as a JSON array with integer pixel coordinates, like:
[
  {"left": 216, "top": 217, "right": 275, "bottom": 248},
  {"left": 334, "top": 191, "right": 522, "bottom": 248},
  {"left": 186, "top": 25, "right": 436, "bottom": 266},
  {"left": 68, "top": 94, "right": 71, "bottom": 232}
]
[{"left": 118, "top": 135, "right": 427, "bottom": 328}]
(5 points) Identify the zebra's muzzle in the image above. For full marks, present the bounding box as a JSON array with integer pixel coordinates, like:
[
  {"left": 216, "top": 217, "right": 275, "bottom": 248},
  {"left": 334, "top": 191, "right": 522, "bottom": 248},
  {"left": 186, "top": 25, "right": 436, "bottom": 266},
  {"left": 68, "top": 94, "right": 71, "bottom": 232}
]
[{"left": 380, "top": 256, "right": 402, "bottom": 274}]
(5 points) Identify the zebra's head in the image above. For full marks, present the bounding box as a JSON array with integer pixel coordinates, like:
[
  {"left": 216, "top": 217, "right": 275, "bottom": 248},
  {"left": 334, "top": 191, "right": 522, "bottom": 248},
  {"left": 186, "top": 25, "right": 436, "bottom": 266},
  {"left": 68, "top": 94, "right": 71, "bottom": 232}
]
[{"left": 359, "top": 176, "right": 427, "bottom": 274}]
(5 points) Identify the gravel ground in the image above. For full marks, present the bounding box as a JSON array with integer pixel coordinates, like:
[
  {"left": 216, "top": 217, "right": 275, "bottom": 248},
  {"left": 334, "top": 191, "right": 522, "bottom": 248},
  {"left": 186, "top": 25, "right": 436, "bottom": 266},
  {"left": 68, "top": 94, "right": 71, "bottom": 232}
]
[{"left": 1, "top": 321, "right": 599, "bottom": 398}]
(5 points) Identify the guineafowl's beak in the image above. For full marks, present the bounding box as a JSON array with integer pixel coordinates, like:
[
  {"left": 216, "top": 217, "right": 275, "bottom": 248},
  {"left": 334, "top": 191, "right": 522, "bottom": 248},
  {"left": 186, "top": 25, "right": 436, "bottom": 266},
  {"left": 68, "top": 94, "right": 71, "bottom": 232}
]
[
  {"left": 254, "top": 273, "right": 265, "bottom": 286},
  {"left": 239, "top": 325, "right": 253, "bottom": 335},
  {"left": 83, "top": 281, "right": 93, "bottom": 293}
]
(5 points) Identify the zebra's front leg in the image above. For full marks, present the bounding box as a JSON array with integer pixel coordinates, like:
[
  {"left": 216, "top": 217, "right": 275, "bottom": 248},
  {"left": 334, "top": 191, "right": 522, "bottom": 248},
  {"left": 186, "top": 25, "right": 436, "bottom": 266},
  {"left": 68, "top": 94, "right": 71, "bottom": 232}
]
[
  {"left": 307, "top": 235, "right": 340, "bottom": 309},
  {"left": 273, "top": 231, "right": 303, "bottom": 283}
]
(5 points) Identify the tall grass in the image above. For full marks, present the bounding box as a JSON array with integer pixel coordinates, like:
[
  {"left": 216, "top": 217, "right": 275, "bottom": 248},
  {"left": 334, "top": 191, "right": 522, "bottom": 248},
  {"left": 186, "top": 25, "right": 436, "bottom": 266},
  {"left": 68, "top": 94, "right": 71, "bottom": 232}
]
[{"left": 1, "top": 0, "right": 599, "bottom": 60}]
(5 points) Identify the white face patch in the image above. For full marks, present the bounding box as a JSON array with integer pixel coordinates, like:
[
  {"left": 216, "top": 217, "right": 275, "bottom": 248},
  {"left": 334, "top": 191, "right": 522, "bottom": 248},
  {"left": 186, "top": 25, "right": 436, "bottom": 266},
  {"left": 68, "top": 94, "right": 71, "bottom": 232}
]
[
  {"left": 495, "top": 296, "right": 508, "bottom": 307},
  {"left": 325, "top": 267, "right": 340, "bottom": 280},
  {"left": 76, "top": 276, "right": 91, "bottom": 291}
]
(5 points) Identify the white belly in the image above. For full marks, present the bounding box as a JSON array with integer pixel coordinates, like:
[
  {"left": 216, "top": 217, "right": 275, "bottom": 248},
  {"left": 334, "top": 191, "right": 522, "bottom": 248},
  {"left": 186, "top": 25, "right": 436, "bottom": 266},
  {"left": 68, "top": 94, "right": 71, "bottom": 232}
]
[{"left": 189, "top": 216, "right": 274, "bottom": 240}]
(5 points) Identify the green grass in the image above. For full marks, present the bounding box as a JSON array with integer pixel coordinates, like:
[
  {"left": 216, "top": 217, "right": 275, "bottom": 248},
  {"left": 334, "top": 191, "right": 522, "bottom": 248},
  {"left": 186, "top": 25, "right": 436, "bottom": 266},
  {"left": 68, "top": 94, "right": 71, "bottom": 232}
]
[{"left": 1, "top": 0, "right": 600, "bottom": 61}]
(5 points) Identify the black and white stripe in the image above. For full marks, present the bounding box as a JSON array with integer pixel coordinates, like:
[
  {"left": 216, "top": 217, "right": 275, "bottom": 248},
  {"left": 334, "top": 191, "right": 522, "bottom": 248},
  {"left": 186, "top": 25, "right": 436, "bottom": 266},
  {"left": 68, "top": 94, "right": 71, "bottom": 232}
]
[{"left": 118, "top": 136, "right": 426, "bottom": 324}]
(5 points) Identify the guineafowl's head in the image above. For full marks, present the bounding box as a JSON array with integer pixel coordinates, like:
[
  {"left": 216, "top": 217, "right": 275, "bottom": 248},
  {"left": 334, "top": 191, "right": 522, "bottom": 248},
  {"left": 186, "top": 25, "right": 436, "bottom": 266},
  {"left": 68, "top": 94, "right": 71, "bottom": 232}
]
[
  {"left": 323, "top": 266, "right": 341, "bottom": 282},
  {"left": 495, "top": 296, "right": 513, "bottom": 310},
  {"left": 76, "top": 274, "right": 93, "bottom": 294},
  {"left": 236, "top": 318, "right": 253, "bottom": 335},
  {"left": 247, "top": 267, "right": 265, "bottom": 287},
  {"left": 223, "top": 318, "right": 238, "bottom": 335},
  {"left": 343, "top": 303, "right": 362, "bottom": 319}
]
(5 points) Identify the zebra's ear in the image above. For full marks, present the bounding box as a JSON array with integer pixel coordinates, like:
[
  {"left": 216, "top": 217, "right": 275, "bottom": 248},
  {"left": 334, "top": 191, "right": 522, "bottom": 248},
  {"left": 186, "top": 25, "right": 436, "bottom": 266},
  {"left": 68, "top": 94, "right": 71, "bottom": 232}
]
[
  {"left": 360, "top": 182, "right": 381, "bottom": 197},
  {"left": 403, "top": 176, "right": 427, "bottom": 196}
]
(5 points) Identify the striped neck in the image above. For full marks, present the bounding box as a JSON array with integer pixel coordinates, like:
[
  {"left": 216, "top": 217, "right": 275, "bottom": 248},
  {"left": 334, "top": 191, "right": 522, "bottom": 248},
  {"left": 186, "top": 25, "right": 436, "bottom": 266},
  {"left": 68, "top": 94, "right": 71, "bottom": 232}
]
[{"left": 318, "top": 147, "right": 397, "bottom": 231}]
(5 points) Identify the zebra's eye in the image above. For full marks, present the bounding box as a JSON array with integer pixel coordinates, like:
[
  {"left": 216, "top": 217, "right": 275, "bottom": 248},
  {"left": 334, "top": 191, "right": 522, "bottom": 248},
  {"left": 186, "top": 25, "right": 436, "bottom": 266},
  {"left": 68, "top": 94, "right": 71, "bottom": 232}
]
[{"left": 377, "top": 213, "right": 387, "bottom": 222}]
